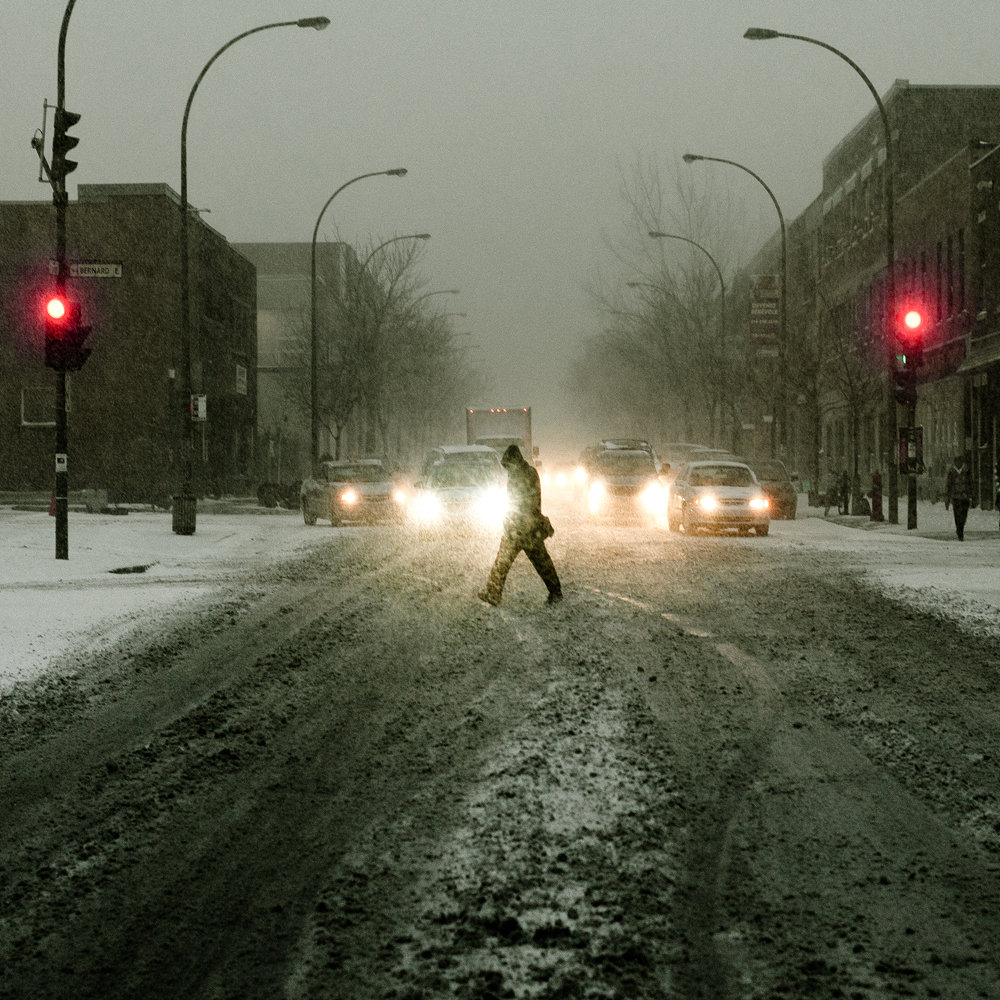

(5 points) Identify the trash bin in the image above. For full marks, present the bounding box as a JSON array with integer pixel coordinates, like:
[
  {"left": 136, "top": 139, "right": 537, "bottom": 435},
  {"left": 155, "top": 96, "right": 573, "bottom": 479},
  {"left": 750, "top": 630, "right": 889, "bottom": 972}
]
[{"left": 172, "top": 494, "right": 197, "bottom": 535}]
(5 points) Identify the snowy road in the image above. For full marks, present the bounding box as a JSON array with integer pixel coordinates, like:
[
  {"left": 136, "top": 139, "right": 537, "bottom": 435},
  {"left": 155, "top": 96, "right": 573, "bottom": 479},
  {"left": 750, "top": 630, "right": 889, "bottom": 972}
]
[{"left": 1, "top": 498, "right": 999, "bottom": 999}]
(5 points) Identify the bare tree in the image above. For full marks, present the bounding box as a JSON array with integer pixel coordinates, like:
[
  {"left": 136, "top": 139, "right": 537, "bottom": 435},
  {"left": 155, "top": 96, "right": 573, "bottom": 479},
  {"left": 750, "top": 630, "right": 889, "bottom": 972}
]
[{"left": 572, "top": 155, "right": 763, "bottom": 449}]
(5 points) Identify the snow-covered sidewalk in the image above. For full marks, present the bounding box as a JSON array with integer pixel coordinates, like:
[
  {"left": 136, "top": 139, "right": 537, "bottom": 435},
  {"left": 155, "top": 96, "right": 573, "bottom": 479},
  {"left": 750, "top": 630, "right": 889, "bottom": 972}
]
[{"left": 0, "top": 505, "right": 326, "bottom": 693}]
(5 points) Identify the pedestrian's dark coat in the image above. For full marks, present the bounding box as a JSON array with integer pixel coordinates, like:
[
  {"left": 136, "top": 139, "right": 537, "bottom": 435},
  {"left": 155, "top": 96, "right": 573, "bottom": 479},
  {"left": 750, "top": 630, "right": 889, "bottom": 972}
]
[
  {"left": 945, "top": 461, "right": 973, "bottom": 503},
  {"left": 479, "top": 445, "right": 560, "bottom": 605}
]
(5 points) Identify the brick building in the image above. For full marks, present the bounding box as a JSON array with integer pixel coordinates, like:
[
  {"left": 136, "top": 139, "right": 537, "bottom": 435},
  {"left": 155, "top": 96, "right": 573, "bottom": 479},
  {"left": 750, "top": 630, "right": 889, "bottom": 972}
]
[
  {"left": 0, "top": 183, "right": 256, "bottom": 501},
  {"left": 742, "top": 81, "right": 1000, "bottom": 502}
]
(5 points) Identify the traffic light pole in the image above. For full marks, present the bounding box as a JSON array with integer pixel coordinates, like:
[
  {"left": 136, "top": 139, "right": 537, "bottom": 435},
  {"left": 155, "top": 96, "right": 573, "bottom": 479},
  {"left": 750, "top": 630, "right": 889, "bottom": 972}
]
[
  {"left": 907, "top": 396, "right": 918, "bottom": 529},
  {"left": 52, "top": 0, "right": 78, "bottom": 560}
]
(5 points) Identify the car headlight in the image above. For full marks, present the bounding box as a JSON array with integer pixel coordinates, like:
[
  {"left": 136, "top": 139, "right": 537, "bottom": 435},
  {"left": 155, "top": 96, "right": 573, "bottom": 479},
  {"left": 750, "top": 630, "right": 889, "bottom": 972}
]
[
  {"left": 575, "top": 467, "right": 587, "bottom": 483},
  {"left": 555, "top": 472, "right": 566, "bottom": 487},
  {"left": 394, "top": 490, "right": 407, "bottom": 504},
  {"left": 341, "top": 490, "right": 357, "bottom": 504},
  {"left": 640, "top": 481, "right": 665, "bottom": 511},
  {"left": 588, "top": 480, "right": 605, "bottom": 512},
  {"left": 749, "top": 496, "right": 769, "bottom": 510},
  {"left": 416, "top": 494, "right": 440, "bottom": 519},
  {"left": 477, "top": 487, "right": 507, "bottom": 523},
  {"left": 695, "top": 494, "right": 717, "bottom": 510}
]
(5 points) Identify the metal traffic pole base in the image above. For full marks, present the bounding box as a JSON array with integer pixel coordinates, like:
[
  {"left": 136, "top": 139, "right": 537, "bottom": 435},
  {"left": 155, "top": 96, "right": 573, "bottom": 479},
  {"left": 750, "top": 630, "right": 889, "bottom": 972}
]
[{"left": 171, "top": 495, "right": 197, "bottom": 535}]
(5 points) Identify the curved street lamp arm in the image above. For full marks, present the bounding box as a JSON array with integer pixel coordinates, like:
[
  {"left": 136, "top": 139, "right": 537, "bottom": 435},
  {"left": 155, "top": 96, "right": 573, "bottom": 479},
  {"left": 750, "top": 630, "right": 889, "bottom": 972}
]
[
  {"left": 182, "top": 20, "right": 324, "bottom": 207},
  {"left": 360, "top": 234, "right": 431, "bottom": 276},
  {"left": 743, "top": 29, "right": 893, "bottom": 311},
  {"left": 648, "top": 232, "right": 725, "bottom": 298},
  {"left": 649, "top": 231, "right": 726, "bottom": 348},
  {"left": 310, "top": 168, "right": 406, "bottom": 466}
]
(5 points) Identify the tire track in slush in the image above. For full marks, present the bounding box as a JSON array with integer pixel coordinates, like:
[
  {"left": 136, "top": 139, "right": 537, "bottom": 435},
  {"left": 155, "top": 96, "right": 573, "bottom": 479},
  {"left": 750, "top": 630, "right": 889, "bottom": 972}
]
[{"left": 283, "top": 607, "right": 684, "bottom": 999}]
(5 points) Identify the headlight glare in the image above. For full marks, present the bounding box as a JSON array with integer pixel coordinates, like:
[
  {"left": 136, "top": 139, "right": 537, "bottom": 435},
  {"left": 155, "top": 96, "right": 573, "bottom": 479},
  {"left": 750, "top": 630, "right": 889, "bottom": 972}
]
[
  {"left": 749, "top": 496, "right": 768, "bottom": 510},
  {"left": 696, "top": 494, "right": 717, "bottom": 510},
  {"left": 341, "top": 490, "right": 357, "bottom": 504},
  {"left": 394, "top": 490, "right": 407, "bottom": 504}
]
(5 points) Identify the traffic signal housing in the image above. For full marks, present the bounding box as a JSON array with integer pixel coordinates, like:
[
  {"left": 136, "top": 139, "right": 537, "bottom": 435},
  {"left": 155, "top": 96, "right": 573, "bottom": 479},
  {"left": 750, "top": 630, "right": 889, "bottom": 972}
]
[
  {"left": 896, "top": 305, "right": 925, "bottom": 368},
  {"left": 44, "top": 294, "right": 91, "bottom": 371},
  {"left": 51, "top": 108, "right": 81, "bottom": 183}
]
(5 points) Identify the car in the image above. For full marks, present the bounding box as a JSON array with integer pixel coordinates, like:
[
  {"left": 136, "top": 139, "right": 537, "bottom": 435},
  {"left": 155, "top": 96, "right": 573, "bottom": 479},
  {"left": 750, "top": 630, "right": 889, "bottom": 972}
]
[
  {"left": 667, "top": 460, "right": 770, "bottom": 536},
  {"left": 736, "top": 457, "right": 797, "bottom": 519},
  {"left": 300, "top": 459, "right": 407, "bottom": 526},
  {"left": 413, "top": 460, "right": 507, "bottom": 533},
  {"left": 583, "top": 448, "right": 666, "bottom": 522},
  {"left": 419, "top": 444, "right": 504, "bottom": 481},
  {"left": 541, "top": 462, "right": 576, "bottom": 491}
]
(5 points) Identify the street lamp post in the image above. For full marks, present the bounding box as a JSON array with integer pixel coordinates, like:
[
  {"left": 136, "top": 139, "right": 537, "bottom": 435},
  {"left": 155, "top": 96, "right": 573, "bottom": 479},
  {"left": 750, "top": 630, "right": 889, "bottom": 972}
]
[
  {"left": 648, "top": 231, "right": 726, "bottom": 344},
  {"left": 310, "top": 168, "right": 408, "bottom": 468},
  {"left": 649, "top": 232, "right": 730, "bottom": 449},
  {"left": 683, "top": 153, "right": 785, "bottom": 458},
  {"left": 744, "top": 26, "right": 903, "bottom": 524},
  {"left": 175, "top": 15, "right": 330, "bottom": 535}
]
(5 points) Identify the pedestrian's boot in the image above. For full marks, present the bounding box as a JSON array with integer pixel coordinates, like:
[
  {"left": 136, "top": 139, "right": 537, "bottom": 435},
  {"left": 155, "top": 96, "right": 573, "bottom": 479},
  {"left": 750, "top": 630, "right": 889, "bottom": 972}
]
[{"left": 547, "top": 589, "right": 563, "bottom": 605}]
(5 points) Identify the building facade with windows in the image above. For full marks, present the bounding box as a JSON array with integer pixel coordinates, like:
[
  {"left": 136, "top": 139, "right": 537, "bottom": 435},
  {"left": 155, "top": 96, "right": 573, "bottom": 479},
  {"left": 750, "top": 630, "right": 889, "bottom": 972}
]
[
  {"left": 0, "top": 183, "right": 256, "bottom": 500},
  {"left": 742, "top": 81, "right": 1000, "bottom": 503}
]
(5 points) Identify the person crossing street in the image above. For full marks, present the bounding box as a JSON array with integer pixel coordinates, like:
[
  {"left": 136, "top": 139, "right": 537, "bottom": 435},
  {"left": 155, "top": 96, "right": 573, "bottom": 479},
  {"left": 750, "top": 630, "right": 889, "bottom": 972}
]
[
  {"left": 945, "top": 453, "right": 973, "bottom": 541},
  {"left": 479, "top": 445, "right": 562, "bottom": 606}
]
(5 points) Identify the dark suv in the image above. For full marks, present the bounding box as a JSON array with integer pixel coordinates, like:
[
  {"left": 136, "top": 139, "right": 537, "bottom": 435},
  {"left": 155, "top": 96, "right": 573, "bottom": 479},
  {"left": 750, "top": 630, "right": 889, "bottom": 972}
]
[{"left": 737, "top": 458, "right": 797, "bottom": 520}]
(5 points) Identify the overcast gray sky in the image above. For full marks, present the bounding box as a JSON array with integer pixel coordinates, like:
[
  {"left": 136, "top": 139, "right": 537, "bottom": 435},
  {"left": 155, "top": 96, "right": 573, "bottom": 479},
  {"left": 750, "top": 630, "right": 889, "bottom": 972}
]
[{"left": 4, "top": 2, "right": 999, "bottom": 454}]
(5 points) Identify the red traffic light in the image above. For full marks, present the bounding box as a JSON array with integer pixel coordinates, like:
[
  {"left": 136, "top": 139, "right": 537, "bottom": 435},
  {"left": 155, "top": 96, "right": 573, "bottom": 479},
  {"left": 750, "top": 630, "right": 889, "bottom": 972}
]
[
  {"left": 903, "top": 309, "right": 922, "bottom": 331},
  {"left": 46, "top": 295, "right": 68, "bottom": 321}
]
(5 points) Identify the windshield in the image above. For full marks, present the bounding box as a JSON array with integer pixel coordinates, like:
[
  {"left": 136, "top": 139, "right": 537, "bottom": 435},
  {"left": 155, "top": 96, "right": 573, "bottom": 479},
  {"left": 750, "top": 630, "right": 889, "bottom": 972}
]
[
  {"left": 429, "top": 464, "right": 497, "bottom": 487},
  {"left": 595, "top": 453, "right": 656, "bottom": 476},
  {"left": 324, "top": 464, "right": 387, "bottom": 483},
  {"left": 690, "top": 465, "right": 755, "bottom": 487},
  {"left": 750, "top": 460, "right": 790, "bottom": 481}
]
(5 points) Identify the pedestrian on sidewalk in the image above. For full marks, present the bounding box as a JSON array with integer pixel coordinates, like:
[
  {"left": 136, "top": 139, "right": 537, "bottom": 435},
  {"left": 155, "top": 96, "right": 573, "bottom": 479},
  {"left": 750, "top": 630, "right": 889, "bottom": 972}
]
[
  {"left": 839, "top": 469, "right": 851, "bottom": 515},
  {"left": 945, "top": 454, "right": 973, "bottom": 541},
  {"left": 479, "top": 445, "right": 562, "bottom": 606}
]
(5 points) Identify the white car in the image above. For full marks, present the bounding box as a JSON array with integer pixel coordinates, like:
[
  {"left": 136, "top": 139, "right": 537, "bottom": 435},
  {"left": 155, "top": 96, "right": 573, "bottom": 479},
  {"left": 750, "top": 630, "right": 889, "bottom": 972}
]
[
  {"left": 666, "top": 461, "right": 770, "bottom": 535},
  {"left": 413, "top": 461, "right": 507, "bottom": 533}
]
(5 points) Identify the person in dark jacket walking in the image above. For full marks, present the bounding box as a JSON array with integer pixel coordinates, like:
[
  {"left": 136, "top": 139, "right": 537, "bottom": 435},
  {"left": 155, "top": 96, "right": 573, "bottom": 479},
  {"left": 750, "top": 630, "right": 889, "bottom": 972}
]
[
  {"left": 945, "top": 454, "right": 973, "bottom": 540},
  {"left": 839, "top": 469, "right": 851, "bottom": 515},
  {"left": 479, "top": 445, "right": 562, "bottom": 606}
]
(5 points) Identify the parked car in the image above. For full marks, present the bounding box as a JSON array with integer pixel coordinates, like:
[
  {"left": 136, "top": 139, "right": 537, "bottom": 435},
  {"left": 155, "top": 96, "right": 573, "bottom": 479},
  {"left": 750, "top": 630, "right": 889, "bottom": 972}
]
[
  {"left": 737, "top": 457, "right": 797, "bottom": 519},
  {"left": 584, "top": 448, "right": 666, "bottom": 522},
  {"left": 300, "top": 459, "right": 407, "bottom": 526},
  {"left": 413, "top": 460, "right": 507, "bottom": 533},
  {"left": 667, "top": 460, "right": 770, "bottom": 536}
]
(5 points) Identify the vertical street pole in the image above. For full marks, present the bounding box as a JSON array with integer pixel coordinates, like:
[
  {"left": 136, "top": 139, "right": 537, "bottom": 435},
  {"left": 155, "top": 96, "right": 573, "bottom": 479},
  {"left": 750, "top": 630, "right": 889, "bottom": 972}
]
[
  {"left": 53, "top": 0, "right": 78, "bottom": 560},
  {"left": 683, "top": 155, "right": 786, "bottom": 461},
  {"left": 743, "top": 29, "right": 900, "bottom": 524},
  {"left": 174, "top": 17, "right": 331, "bottom": 535},
  {"left": 310, "top": 169, "right": 408, "bottom": 470}
]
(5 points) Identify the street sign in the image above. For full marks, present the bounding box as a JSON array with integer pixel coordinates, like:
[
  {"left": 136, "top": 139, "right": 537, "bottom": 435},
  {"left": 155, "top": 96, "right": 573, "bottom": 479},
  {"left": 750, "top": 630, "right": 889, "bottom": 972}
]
[
  {"left": 749, "top": 274, "right": 780, "bottom": 347},
  {"left": 898, "top": 427, "right": 924, "bottom": 475},
  {"left": 190, "top": 395, "right": 207, "bottom": 421},
  {"left": 48, "top": 260, "right": 122, "bottom": 278}
]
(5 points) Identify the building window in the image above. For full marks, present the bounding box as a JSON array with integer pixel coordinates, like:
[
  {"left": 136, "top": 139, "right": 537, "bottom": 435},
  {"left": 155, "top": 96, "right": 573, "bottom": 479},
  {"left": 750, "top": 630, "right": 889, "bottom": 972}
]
[
  {"left": 959, "top": 228, "right": 966, "bottom": 312},
  {"left": 947, "top": 235, "right": 954, "bottom": 317},
  {"left": 21, "top": 385, "right": 56, "bottom": 427},
  {"left": 936, "top": 241, "right": 943, "bottom": 322}
]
